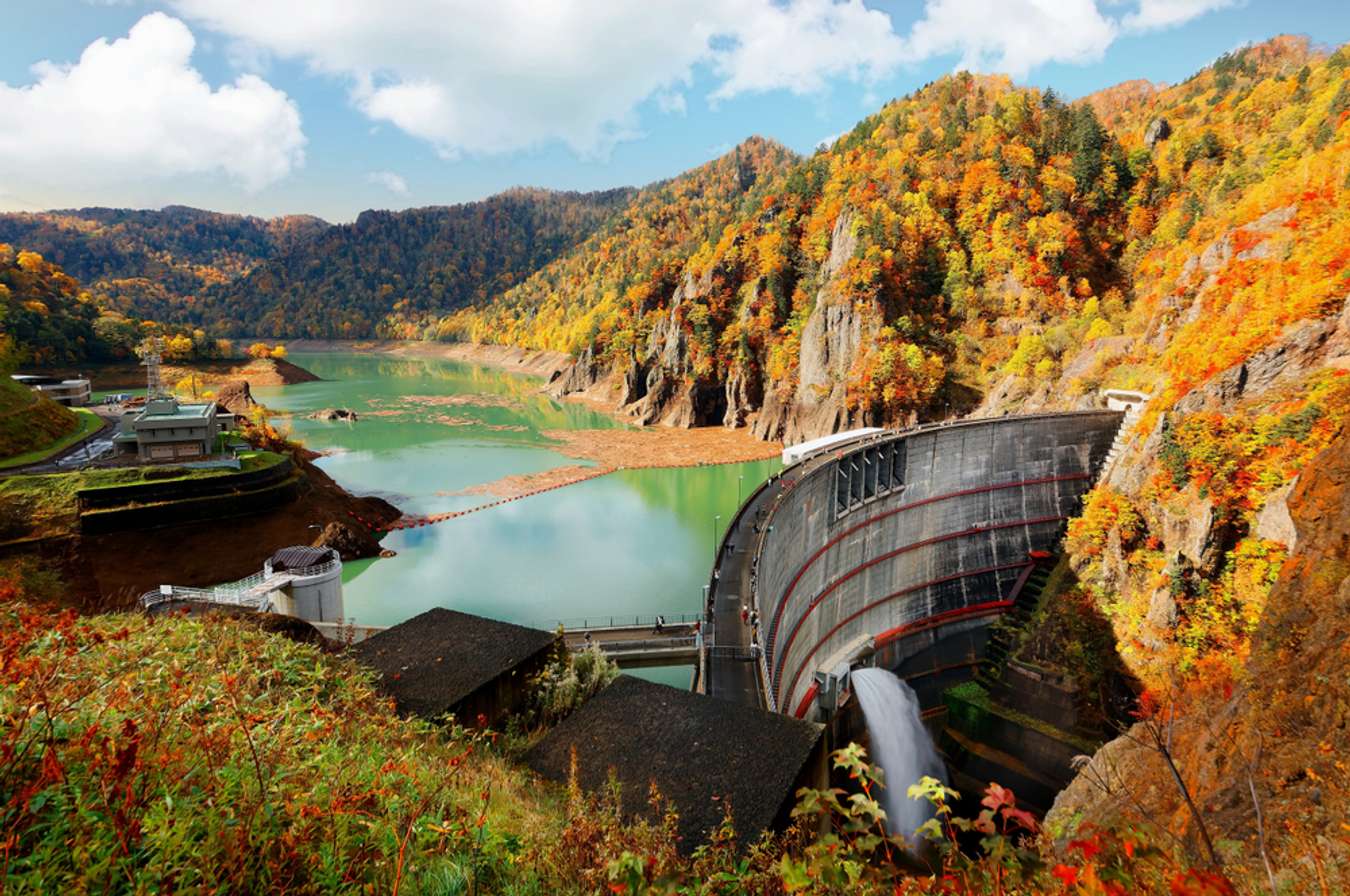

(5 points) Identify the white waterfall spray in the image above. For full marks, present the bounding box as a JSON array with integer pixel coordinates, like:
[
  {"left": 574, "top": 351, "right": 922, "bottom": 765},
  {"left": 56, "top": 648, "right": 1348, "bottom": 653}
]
[{"left": 849, "top": 667, "right": 947, "bottom": 848}]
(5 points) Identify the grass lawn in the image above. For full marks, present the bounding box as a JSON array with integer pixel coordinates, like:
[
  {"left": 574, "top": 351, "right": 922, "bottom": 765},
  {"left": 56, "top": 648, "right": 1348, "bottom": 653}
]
[
  {"left": 0, "top": 408, "right": 105, "bottom": 471},
  {"left": 0, "top": 450, "right": 288, "bottom": 540}
]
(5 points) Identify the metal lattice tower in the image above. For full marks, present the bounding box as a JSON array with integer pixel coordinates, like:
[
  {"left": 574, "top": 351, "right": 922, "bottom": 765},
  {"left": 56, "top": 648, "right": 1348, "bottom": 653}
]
[{"left": 141, "top": 337, "right": 165, "bottom": 398}]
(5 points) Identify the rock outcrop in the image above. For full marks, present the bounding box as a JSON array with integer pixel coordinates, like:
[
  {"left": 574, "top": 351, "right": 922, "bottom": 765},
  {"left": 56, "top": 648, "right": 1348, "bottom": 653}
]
[
  {"left": 1050, "top": 429, "right": 1350, "bottom": 890},
  {"left": 311, "top": 520, "right": 381, "bottom": 561},
  {"left": 308, "top": 408, "right": 359, "bottom": 422},
  {"left": 1143, "top": 116, "right": 1171, "bottom": 149},
  {"left": 215, "top": 380, "right": 257, "bottom": 416},
  {"left": 753, "top": 210, "right": 879, "bottom": 443}
]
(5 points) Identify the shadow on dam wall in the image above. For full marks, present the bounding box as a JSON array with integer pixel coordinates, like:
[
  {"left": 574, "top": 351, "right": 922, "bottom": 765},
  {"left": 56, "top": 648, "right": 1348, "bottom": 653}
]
[{"left": 749, "top": 411, "right": 1126, "bottom": 813}]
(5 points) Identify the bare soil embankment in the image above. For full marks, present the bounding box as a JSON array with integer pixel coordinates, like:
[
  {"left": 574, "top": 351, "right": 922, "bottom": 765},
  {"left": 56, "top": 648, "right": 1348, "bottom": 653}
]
[
  {"left": 3, "top": 452, "right": 399, "bottom": 612},
  {"left": 446, "top": 427, "right": 782, "bottom": 500},
  {"left": 53, "top": 356, "right": 320, "bottom": 392},
  {"left": 283, "top": 339, "right": 572, "bottom": 380}
]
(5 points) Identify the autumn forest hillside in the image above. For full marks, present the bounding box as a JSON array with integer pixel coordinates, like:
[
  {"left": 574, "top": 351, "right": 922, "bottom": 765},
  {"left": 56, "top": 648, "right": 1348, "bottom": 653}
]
[
  {"left": 0, "top": 188, "right": 635, "bottom": 344},
  {"left": 0, "top": 205, "right": 327, "bottom": 327},
  {"left": 438, "top": 36, "right": 1349, "bottom": 443},
  {"left": 204, "top": 187, "right": 636, "bottom": 338}
]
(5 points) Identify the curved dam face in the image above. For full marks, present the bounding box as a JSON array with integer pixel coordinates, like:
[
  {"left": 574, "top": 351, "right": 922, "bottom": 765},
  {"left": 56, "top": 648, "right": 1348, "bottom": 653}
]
[{"left": 755, "top": 412, "right": 1123, "bottom": 720}]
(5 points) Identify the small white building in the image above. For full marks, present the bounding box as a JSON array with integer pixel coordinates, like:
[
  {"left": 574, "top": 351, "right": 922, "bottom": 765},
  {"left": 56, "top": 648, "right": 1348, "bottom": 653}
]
[
  {"left": 265, "top": 546, "right": 345, "bottom": 623},
  {"left": 143, "top": 545, "right": 344, "bottom": 627},
  {"left": 11, "top": 374, "right": 92, "bottom": 406},
  {"left": 1102, "top": 389, "right": 1151, "bottom": 414}
]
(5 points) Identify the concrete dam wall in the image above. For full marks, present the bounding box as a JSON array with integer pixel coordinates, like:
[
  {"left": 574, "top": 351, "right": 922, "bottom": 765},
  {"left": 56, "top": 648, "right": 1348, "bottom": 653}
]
[{"left": 754, "top": 412, "right": 1123, "bottom": 719}]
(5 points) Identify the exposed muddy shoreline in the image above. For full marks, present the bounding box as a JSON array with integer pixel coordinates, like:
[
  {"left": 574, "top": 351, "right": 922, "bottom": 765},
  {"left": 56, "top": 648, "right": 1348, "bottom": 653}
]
[
  {"left": 282, "top": 338, "right": 572, "bottom": 380},
  {"left": 280, "top": 340, "right": 785, "bottom": 469}
]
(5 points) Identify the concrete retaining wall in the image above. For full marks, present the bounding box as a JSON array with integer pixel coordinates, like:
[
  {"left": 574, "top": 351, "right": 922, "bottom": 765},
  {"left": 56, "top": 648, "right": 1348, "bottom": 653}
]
[
  {"left": 757, "top": 413, "right": 1122, "bottom": 716},
  {"left": 76, "top": 457, "right": 292, "bottom": 510},
  {"left": 79, "top": 474, "right": 300, "bottom": 534}
]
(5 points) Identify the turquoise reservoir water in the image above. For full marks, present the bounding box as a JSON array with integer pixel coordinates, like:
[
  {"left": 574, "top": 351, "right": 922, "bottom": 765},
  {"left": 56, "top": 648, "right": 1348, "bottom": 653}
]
[{"left": 254, "top": 352, "right": 779, "bottom": 688}]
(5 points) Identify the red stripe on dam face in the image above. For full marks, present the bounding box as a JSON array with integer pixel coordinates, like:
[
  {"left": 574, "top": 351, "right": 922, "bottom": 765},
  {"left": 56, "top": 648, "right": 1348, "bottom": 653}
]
[
  {"left": 782, "top": 596, "right": 1017, "bottom": 714},
  {"left": 763, "top": 474, "right": 1086, "bottom": 659},
  {"left": 770, "top": 515, "right": 1065, "bottom": 706}
]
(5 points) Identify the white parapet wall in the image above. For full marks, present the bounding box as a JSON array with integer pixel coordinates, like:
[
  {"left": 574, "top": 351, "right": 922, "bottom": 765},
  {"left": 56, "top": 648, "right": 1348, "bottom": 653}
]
[
  {"left": 1102, "top": 389, "right": 1151, "bottom": 413},
  {"left": 782, "top": 427, "right": 886, "bottom": 466}
]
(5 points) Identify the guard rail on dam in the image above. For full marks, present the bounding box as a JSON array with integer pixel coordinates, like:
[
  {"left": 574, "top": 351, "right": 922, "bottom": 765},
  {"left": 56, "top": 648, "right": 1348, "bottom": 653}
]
[{"left": 741, "top": 411, "right": 1123, "bottom": 721}]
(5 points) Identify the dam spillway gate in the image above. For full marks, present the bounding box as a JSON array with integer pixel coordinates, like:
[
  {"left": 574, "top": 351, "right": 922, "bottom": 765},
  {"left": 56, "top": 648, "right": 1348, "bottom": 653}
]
[{"left": 704, "top": 411, "right": 1124, "bottom": 721}]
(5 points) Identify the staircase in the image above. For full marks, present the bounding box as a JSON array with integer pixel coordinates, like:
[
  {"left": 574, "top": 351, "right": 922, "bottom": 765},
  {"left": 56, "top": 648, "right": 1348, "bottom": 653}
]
[
  {"left": 1098, "top": 396, "right": 1149, "bottom": 477},
  {"left": 976, "top": 559, "right": 1053, "bottom": 691}
]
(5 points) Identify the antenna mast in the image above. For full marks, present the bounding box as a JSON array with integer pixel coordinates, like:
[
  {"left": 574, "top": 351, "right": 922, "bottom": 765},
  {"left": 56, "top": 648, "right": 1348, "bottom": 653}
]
[{"left": 141, "top": 337, "right": 165, "bottom": 399}]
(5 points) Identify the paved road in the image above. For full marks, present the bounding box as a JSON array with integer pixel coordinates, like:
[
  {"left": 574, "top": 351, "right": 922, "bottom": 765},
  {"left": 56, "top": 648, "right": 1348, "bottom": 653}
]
[
  {"left": 4, "top": 411, "right": 114, "bottom": 474},
  {"left": 706, "top": 465, "right": 804, "bottom": 708}
]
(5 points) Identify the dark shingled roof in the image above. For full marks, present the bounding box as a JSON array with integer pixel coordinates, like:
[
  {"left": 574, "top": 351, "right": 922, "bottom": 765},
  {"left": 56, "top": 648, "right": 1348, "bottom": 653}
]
[
  {"left": 526, "top": 675, "right": 823, "bottom": 850},
  {"left": 353, "top": 608, "right": 558, "bottom": 719},
  {"left": 269, "top": 545, "right": 335, "bottom": 571}
]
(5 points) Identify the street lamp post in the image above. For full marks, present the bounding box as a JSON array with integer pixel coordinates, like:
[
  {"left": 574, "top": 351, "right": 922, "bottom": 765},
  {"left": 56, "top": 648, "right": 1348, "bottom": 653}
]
[{"left": 712, "top": 514, "right": 721, "bottom": 564}]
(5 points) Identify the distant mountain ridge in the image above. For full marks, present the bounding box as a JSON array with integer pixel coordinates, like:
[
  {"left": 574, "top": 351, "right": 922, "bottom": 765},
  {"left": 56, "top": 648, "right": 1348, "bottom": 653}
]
[
  {"left": 209, "top": 187, "right": 635, "bottom": 339},
  {"left": 0, "top": 205, "right": 328, "bottom": 324},
  {"left": 0, "top": 188, "right": 636, "bottom": 340}
]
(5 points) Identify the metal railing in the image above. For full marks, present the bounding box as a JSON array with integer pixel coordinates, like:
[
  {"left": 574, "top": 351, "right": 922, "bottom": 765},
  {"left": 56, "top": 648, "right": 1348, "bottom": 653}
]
[
  {"left": 594, "top": 635, "right": 698, "bottom": 654},
  {"left": 540, "top": 612, "right": 701, "bottom": 631},
  {"left": 707, "top": 645, "right": 761, "bottom": 660},
  {"left": 139, "top": 558, "right": 341, "bottom": 612},
  {"left": 139, "top": 584, "right": 271, "bottom": 612}
]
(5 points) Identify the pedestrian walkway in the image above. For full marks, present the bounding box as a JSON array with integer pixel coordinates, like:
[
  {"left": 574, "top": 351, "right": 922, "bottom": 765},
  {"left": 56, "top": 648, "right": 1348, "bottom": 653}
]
[
  {"left": 561, "top": 618, "right": 700, "bottom": 668},
  {"left": 705, "top": 466, "right": 804, "bottom": 708}
]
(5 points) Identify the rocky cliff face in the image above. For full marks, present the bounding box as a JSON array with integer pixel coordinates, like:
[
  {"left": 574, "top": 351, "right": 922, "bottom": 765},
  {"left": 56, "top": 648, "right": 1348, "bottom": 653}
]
[
  {"left": 546, "top": 267, "right": 734, "bottom": 428},
  {"left": 752, "top": 210, "right": 881, "bottom": 443},
  {"left": 1048, "top": 427, "right": 1350, "bottom": 892},
  {"left": 1025, "top": 196, "right": 1350, "bottom": 887},
  {"left": 548, "top": 207, "right": 889, "bottom": 442}
]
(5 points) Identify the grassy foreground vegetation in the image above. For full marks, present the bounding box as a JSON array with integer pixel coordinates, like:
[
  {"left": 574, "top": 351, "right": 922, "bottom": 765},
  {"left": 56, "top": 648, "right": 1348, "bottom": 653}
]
[
  {"left": 0, "top": 377, "right": 85, "bottom": 467},
  {"left": 0, "top": 591, "right": 1235, "bottom": 895},
  {"left": 0, "top": 407, "right": 102, "bottom": 470}
]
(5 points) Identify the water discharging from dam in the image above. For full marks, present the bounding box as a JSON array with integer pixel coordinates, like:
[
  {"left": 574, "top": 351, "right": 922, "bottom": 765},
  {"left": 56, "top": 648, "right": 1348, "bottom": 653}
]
[{"left": 851, "top": 668, "right": 947, "bottom": 847}]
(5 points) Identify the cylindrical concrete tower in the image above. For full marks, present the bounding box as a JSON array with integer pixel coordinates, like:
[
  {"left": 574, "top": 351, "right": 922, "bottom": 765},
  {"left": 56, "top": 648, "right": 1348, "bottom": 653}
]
[{"left": 265, "top": 546, "right": 344, "bottom": 623}]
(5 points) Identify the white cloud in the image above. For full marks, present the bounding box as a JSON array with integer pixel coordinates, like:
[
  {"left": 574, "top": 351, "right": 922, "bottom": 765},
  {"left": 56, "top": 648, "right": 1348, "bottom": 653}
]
[
  {"left": 167, "top": 0, "right": 912, "bottom": 158},
  {"left": 1121, "top": 0, "right": 1240, "bottom": 32},
  {"left": 163, "top": 0, "right": 1233, "bottom": 161},
  {"left": 654, "top": 90, "right": 688, "bottom": 116},
  {"left": 709, "top": 0, "right": 906, "bottom": 100},
  {"left": 899, "top": 0, "right": 1118, "bottom": 78},
  {"left": 367, "top": 170, "right": 408, "bottom": 195},
  {"left": 0, "top": 13, "right": 304, "bottom": 196}
]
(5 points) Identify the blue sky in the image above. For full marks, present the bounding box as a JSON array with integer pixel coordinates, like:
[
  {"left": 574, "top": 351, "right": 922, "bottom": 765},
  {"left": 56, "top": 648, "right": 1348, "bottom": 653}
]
[{"left": 0, "top": 0, "right": 1346, "bottom": 221}]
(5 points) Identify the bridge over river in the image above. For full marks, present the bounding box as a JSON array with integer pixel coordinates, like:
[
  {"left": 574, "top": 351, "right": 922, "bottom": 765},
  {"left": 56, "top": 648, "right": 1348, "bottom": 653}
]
[{"left": 557, "top": 617, "right": 700, "bottom": 668}]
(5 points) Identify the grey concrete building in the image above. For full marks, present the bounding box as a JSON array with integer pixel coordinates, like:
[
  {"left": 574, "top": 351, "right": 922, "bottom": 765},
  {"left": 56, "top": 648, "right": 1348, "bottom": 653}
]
[
  {"left": 115, "top": 396, "right": 220, "bottom": 461},
  {"left": 11, "top": 374, "right": 92, "bottom": 406}
]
